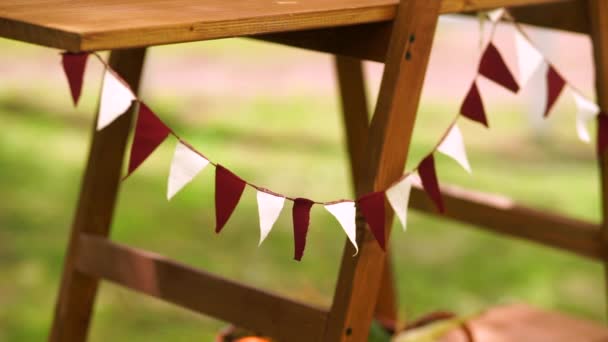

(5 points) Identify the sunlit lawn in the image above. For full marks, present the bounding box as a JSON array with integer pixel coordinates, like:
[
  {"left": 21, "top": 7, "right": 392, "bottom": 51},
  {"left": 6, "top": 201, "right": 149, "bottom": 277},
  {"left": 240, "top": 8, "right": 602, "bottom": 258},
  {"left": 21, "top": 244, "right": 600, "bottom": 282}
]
[{"left": 0, "top": 33, "right": 605, "bottom": 341}]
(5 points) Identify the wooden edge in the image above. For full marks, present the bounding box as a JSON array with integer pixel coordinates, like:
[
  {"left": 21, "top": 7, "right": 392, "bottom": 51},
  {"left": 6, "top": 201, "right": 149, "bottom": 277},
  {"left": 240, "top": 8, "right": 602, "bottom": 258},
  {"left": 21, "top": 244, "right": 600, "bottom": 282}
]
[
  {"left": 75, "top": 234, "right": 328, "bottom": 342},
  {"left": 508, "top": 0, "right": 589, "bottom": 34},
  {"left": 0, "top": 16, "right": 80, "bottom": 51},
  {"left": 410, "top": 184, "right": 602, "bottom": 260}
]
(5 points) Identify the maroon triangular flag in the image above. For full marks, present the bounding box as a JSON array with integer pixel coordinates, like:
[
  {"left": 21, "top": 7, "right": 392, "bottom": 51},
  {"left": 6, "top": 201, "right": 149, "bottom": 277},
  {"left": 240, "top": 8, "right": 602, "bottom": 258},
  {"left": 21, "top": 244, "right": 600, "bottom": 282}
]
[
  {"left": 460, "top": 82, "right": 488, "bottom": 127},
  {"left": 598, "top": 112, "right": 608, "bottom": 157},
  {"left": 127, "top": 102, "right": 171, "bottom": 175},
  {"left": 61, "top": 52, "right": 89, "bottom": 106},
  {"left": 357, "top": 191, "right": 386, "bottom": 250},
  {"left": 215, "top": 165, "right": 247, "bottom": 233},
  {"left": 545, "top": 65, "right": 566, "bottom": 117},
  {"left": 293, "top": 198, "right": 314, "bottom": 261},
  {"left": 478, "top": 43, "right": 520, "bottom": 93},
  {"left": 418, "top": 155, "right": 445, "bottom": 213}
]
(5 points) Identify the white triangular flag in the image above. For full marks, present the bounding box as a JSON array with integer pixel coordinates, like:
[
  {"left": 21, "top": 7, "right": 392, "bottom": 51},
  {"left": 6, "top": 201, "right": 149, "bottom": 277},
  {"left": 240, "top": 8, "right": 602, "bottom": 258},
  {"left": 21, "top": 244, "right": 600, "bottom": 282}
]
[
  {"left": 324, "top": 201, "right": 357, "bottom": 253},
  {"left": 385, "top": 176, "right": 412, "bottom": 231},
  {"left": 515, "top": 31, "right": 544, "bottom": 87},
  {"left": 256, "top": 191, "right": 285, "bottom": 246},
  {"left": 571, "top": 89, "right": 600, "bottom": 143},
  {"left": 97, "top": 69, "right": 136, "bottom": 130},
  {"left": 167, "top": 141, "right": 210, "bottom": 200},
  {"left": 487, "top": 8, "right": 505, "bottom": 22},
  {"left": 437, "top": 124, "right": 472, "bottom": 173}
]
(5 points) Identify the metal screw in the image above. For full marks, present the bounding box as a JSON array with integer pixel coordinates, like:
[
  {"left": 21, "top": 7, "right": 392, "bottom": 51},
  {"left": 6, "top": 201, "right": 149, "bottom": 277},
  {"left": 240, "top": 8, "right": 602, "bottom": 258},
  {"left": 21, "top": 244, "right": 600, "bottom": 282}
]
[
  {"left": 345, "top": 327, "right": 353, "bottom": 336},
  {"left": 405, "top": 51, "right": 412, "bottom": 60},
  {"left": 409, "top": 34, "right": 416, "bottom": 43}
]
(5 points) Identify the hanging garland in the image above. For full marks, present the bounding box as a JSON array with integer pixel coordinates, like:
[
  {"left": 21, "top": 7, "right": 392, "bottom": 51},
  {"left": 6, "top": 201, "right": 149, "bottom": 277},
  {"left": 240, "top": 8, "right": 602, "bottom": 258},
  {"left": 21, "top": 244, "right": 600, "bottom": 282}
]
[{"left": 60, "top": 9, "right": 606, "bottom": 261}]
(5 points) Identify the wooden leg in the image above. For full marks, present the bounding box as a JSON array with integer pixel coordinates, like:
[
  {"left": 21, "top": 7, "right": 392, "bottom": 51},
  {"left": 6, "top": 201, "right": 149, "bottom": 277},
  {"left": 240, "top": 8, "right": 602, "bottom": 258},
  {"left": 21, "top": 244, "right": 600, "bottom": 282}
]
[
  {"left": 589, "top": 0, "right": 608, "bottom": 320},
  {"left": 49, "top": 48, "right": 147, "bottom": 342},
  {"left": 325, "top": 1, "right": 441, "bottom": 341},
  {"left": 334, "top": 55, "right": 399, "bottom": 326}
]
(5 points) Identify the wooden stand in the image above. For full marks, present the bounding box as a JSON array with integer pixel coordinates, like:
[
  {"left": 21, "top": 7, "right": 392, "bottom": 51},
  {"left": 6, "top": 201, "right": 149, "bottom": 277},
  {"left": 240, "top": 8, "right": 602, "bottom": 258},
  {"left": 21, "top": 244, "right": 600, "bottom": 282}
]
[{"left": 0, "top": 0, "right": 605, "bottom": 341}]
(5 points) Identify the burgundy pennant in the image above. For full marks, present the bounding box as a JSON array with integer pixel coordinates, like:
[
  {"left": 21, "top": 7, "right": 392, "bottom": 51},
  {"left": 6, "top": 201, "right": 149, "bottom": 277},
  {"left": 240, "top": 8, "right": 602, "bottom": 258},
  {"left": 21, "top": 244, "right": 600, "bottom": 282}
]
[
  {"left": 293, "top": 198, "right": 314, "bottom": 261},
  {"left": 545, "top": 65, "right": 566, "bottom": 117},
  {"left": 598, "top": 112, "right": 608, "bottom": 157},
  {"left": 460, "top": 82, "right": 488, "bottom": 127},
  {"left": 61, "top": 52, "right": 89, "bottom": 106},
  {"left": 357, "top": 191, "right": 386, "bottom": 250},
  {"left": 478, "top": 43, "right": 520, "bottom": 93},
  {"left": 215, "top": 165, "right": 247, "bottom": 233},
  {"left": 418, "top": 155, "right": 445, "bottom": 213},
  {"left": 127, "top": 102, "right": 171, "bottom": 176}
]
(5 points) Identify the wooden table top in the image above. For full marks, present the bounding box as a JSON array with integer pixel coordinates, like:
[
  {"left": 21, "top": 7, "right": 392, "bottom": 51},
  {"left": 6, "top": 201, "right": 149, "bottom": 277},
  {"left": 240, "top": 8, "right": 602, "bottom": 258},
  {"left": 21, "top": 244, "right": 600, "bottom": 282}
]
[{"left": 0, "top": 0, "right": 565, "bottom": 51}]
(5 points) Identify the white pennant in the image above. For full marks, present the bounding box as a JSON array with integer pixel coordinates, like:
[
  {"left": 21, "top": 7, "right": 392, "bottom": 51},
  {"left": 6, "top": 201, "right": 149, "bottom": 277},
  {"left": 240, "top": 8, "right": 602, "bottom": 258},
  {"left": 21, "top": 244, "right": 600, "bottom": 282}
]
[
  {"left": 515, "top": 31, "right": 544, "bottom": 87},
  {"left": 97, "top": 69, "right": 136, "bottom": 130},
  {"left": 487, "top": 8, "right": 505, "bottom": 22},
  {"left": 324, "top": 201, "right": 358, "bottom": 253},
  {"left": 437, "top": 124, "right": 472, "bottom": 173},
  {"left": 571, "top": 89, "right": 600, "bottom": 143},
  {"left": 386, "top": 176, "right": 413, "bottom": 231},
  {"left": 256, "top": 191, "right": 285, "bottom": 246},
  {"left": 167, "top": 142, "right": 210, "bottom": 200}
]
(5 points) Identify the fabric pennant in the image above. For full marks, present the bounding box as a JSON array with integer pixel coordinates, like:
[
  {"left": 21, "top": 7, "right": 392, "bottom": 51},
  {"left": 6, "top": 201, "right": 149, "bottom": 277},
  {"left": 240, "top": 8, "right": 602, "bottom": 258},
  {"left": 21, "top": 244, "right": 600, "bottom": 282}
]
[
  {"left": 571, "top": 89, "right": 600, "bottom": 143},
  {"left": 357, "top": 192, "right": 386, "bottom": 250},
  {"left": 257, "top": 191, "right": 285, "bottom": 246},
  {"left": 460, "top": 82, "right": 488, "bottom": 127},
  {"left": 545, "top": 65, "right": 566, "bottom": 117},
  {"left": 487, "top": 8, "right": 505, "bottom": 22},
  {"left": 325, "top": 201, "right": 358, "bottom": 253},
  {"left": 479, "top": 43, "right": 520, "bottom": 93},
  {"left": 437, "top": 124, "right": 472, "bottom": 173},
  {"left": 97, "top": 69, "right": 136, "bottom": 130},
  {"left": 127, "top": 102, "right": 171, "bottom": 176},
  {"left": 61, "top": 52, "right": 89, "bottom": 106},
  {"left": 385, "top": 176, "right": 413, "bottom": 231},
  {"left": 167, "top": 141, "right": 210, "bottom": 200},
  {"left": 514, "top": 31, "right": 544, "bottom": 87},
  {"left": 215, "top": 165, "right": 247, "bottom": 233},
  {"left": 418, "top": 155, "right": 445, "bottom": 213},
  {"left": 598, "top": 113, "right": 608, "bottom": 157},
  {"left": 293, "top": 198, "right": 314, "bottom": 261}
]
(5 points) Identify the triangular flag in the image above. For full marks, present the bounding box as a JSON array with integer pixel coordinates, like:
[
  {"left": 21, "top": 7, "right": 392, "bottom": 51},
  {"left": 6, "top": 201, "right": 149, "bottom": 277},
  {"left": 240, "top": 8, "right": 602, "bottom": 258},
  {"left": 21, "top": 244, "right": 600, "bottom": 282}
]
[
  {"left": 257, "top": 191, "right": 285, "bottom": 246},
  {"left": 127, "top": 103, "right": 171, "bottom": 176},
  {"left": 418, "top": 155, "right": 445, "bottom": 213},
  {"left": 460, "top": 82, "right": 488, "bottom": 127},
  {"left": 478, "top": 43, "right": 520, "bottom": 93},
  {"left": 293, "top": 198, "right": 314, "bottom": 261},
  {"left": 571, "top": 90, "right": 600, "bottom": 143},
  {"left": 325, "top": 201, "right": 358, "bottom": 253},
  {"left": 514, "top": 31, "right": 544, "bottom": 87},
  {"left": 167, "top": 141, "right": 210, "bottom": 200},
  {"left": 598, "top": 113, "right": 608, "bottom": 157},
  {"left": 385, "top": 176, "right": 412, "bottom": 231},
  {"left": 215, "top": 165, "right": 247, "bottom": 233},
  {"left": 97, "top": 69, "right": 136, "bottom": 130},
  {"left": 357, "top": 191, "right": 386, "bottom": 250},
  {"left": 487, "top": 8, "right": 505, "bottom": 22},
  {"left": 61, "top": 52, "right": 89, "bottom": 106},
  {"left": 437, "top": 124, "right": 471, "bottom": 173},
  {"left": 545, "top": 65, "right": 566, "bottom": 117}
]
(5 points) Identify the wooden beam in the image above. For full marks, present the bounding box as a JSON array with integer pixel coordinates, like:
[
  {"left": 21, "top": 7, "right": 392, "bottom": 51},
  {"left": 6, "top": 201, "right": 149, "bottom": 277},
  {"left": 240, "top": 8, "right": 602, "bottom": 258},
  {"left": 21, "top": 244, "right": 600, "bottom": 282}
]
[
  {"left": 75, "top": 235, "right": 328, "bottom": 342},
  {"left": 409, "top": 184, "right": 602, "bottom": 260},
  {"left": 510, "top": 0, "right": 589, "bottom": 33}
]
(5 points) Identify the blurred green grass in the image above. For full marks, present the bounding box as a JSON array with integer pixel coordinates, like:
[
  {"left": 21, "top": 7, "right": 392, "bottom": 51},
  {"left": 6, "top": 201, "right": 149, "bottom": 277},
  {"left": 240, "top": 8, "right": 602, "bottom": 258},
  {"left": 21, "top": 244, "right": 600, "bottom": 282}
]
[{"left": 0, "top": 36, "right": 605, "bottom": 341}]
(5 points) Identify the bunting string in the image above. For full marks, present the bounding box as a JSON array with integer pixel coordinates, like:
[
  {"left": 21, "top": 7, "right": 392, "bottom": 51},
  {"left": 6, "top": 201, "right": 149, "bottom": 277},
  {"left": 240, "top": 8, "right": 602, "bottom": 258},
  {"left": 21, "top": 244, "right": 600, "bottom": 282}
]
[{"left": 59, "top": 9, "right": 605, "bottom": 260}]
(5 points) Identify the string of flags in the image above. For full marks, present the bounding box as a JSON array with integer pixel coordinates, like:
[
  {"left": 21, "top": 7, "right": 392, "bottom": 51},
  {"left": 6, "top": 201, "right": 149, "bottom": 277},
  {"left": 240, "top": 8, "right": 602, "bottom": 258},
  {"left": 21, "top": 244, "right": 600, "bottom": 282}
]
[{"left": 60, "top": 9, "right": 606, "bottom": 261}]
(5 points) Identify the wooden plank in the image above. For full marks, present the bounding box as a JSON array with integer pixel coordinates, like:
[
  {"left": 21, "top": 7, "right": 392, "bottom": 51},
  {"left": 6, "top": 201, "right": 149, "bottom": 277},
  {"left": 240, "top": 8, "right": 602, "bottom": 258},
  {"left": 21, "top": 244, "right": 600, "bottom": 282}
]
[
  {"left": 509, "top": 0, "right": 589, "bottom": 34},
  {"left": 588, "top": 0, "right": 608, "bottom": 318},
  {"left": 409, "top": 184, "right": 602, "bottom": 260},
  {"left": 75, "top": 234, "right": 328, "bottom": 342},
  {"left": 0, "top": 0, "right": 576, "bottom": 51},
  {"left": 49, "top": 48, "right": 147, "bottom": 342},
  {"left": 325, "top": 1, "right": 442, "bottom": 341}
]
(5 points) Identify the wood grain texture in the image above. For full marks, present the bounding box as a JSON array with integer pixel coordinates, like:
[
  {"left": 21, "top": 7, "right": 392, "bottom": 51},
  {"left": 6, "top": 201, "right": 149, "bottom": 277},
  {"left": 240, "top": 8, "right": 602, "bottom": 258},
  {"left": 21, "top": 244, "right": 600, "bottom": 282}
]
[
  {"left": 75, "top": 235, "right": 328, "bottom": 342},
  {"left": 49, "top": 48, "right": 147, "bottom": 342},
  {"left": 325, "top": 1, "right": 442, "bottom": 341},
  {"left": 0, "top": 0, "right": 575, "bottom": 51}
]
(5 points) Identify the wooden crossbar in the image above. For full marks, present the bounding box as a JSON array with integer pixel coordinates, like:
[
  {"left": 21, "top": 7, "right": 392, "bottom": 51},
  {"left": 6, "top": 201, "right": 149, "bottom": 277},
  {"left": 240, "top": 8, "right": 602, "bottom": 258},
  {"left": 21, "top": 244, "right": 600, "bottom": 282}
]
[
  {"left": 75, "top": 234, "right": 329, "bottom": 342},
  {"left": 409, "top": 184, "right": 602, "bottom": 260}
]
